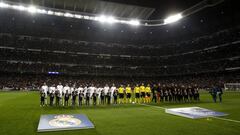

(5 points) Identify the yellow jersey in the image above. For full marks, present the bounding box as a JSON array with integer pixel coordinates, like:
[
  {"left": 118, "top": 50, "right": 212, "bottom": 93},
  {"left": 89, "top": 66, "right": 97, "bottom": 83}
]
[
  {"left": 126, "top": 87, "right": 132, "bottom": 93},
  {"left": 145, "top": 86, "right": 151, "bottom": 93},
  {"left": 134, "top": 87, "right": 140, "bottom": 93},
  {"left": 118, "top": 87, "right": 124, "bottom": 93},
  {"left": 140, "top": 86, "right": 145, "bottom": 93}
]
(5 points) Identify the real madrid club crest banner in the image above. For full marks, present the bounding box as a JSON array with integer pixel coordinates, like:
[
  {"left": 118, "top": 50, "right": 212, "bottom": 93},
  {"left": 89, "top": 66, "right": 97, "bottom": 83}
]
[
  {"left": 37, "top": 114, "right": 94, "bottom": 132},
  {"left": 165, "top": 107, "right": 228, "bottom": 119}
]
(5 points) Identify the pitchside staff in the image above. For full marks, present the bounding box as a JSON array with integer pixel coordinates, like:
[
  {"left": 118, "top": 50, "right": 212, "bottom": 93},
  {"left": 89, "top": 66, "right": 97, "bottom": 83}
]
[{"left": 39, "top": 83, "right": 201, "bottom": 106}]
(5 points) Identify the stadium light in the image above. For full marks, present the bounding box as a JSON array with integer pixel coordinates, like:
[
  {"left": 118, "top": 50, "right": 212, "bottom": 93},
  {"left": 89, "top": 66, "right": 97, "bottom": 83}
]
[
  {"left": 128, "top": 20, "right": 140, "bottom": 26},
  {"left": 12, "top": 5, "right": 26, "bottom": 11},
  {"left": 74, "top": 14, "right": 83, "bottom": 19},
  {"left": 36, "top": 9, "right": 47, "bottom": 14},
  {"left": 96, "top": 15, "right": 117, "bottom": 23},
  {"left": 47, "top": 10, "right": 54, "bottom": 15},
  {"left": 83, "top": 15, "right": 90, "bottom": 20},
  {"left": 0, "top": 2, "right": 143, "bottom": 26},
  {"left": 96, "top": 15, "right": 107, "bottom": 22},
  {"left": 106, "top": 16, "right": 117, "bottom": 23},
  {"left": 164, "top": 13, "right": 183, "bottom": 24},
  {"left": 64, "top": 12, "right": 74, "bottom": 18},
  {"left": 0, "top": 2, "right": 9, "bottom": 8},
  {"left": 54, "top": 12, "right": 64, "bottom": 16},
  {"left": 27, "top": 6, "right": 37, "bottom": 13}
]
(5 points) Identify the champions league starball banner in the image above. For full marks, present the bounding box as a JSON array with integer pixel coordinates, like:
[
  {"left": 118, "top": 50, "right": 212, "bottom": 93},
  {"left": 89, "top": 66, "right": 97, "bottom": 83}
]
[
  {"left": 37, "top": 114, "right": 94, "bottom": 132},
  {"left": 165, "top": 107, "right": 228, "bottom": 119}
]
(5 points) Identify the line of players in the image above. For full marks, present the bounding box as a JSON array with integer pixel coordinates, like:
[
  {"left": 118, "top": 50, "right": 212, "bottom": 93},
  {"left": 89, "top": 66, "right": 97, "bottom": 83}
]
[{"left": 40, "top": 82, "right": 200, "bottom": 106}]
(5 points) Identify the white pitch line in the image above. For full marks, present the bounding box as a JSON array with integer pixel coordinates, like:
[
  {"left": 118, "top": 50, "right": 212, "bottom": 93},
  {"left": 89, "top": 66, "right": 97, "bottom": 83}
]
[
  {"left": 211, "top": 116, "right": 240, "bottom": 123},
  {"left": 141, "top": 104, "right": 240, "bottom": 124},
  {"left": 140, "top": 104, "right": 166, "bottom": 110}
]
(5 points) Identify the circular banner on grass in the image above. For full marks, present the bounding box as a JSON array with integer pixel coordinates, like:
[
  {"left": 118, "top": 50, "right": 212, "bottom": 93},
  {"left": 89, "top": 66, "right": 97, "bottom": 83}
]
[{"left": 49, "top": 115, "right": 81, "bottom": 127}]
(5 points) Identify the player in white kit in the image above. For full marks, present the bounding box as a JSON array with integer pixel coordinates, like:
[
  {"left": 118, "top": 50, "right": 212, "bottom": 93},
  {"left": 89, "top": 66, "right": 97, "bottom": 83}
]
[
  {"left": 49, "top": 84, "right": 56, "bottom": 106},
  {"left": 97, "top": 85, "right": 103, "bottom": 105},
  {"left": 56, "top": 82, "right": 63, "bottom": 106},
  {"left": 103, "top": 84, "right": 110, "bottom": 103},
  {"left": 41, "top": 82, "right": 48, "bottom": 105},
  {"left": 110, "top": 84, "right": 116, "bottom": 103},
  {"left": 63, "top": 84, "right": 70, "bottom": 106}
]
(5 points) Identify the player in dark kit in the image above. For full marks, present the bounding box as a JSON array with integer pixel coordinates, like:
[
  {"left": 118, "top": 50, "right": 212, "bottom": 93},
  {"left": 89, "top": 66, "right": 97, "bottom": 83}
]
[
  {"left": 194, "top": 86, "right": 200, "bottom": 101},
  {"left": 55, "top": 90, "right": 61, "bottom": 106},
  {"left": 92, "top": 90, "right": 98, "bottom": 106},
  {"left": 49, "top": 90, "right": 55, "bottom": 106},
  {"left": 64, "top": 90, "right": 70, "bottom": 106},
  {"left": 113, "top": 89, "right": 118, "bottom": 104},
  {"left": 168, "top": 89, "right": 173, "bottom": 102},
  {"left": 106, "top": 90, "right": 111, "bottom": 105},
  {"left": 173, "top": 84, "right": 178, "bottom": 102},
  {"left": 72, "top": 89, "right": 78, "bottom": 106},
  {"left": 100, "top": 90, "right": 105, "bottom": 105},
  {"left": 183, "top": 89, "right": 189, "bottom": 102},
  {"left": 152, "top": 84, "right": 157, "bottom": 103},
  {"left": 160, "top": 89, "right": 164, "bottom": 102},
  {"left": 188, "top": 85, "right": 194, "bottom": 101},
  {"left": 86, "top": 90, "right": 90, "bottom": 106},
  {"left": 78, "top": 90, "right": 84, "bottom": 106},
  {"left": 177, "top": 89, "right": 182, "bottom": 102},
  {"left": 156, "top": 83, "right": 161, "bottom": 103},
  {"left": 40, "top": 90, "right": 45, "bottom": 106},
  {"left": 164, "top": 89, "right": 169, "bottom": 102}
]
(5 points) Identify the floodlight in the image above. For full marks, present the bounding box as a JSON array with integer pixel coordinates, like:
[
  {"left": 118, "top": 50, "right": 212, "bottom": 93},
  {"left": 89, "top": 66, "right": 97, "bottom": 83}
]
[
  {"left": 47, "top": 10, "right": 54, "bottom": 15},
  {"left": 37, "top": 9, "right": 47, "bottom": 14},
  {"left": 97, "top": 15, "right": 117, "bottom": 23},
  {"left": 164, "top": 13, "right": 182, "bottom": 24},
  {"left": 54, "top": 12, "right": 63, "bottom": 16},
  {"left": 97, "top": 15, "right": 107, "bottom": 22},
  {"left": 12, "top": 5, "right": 26, "bottom": 11},
  {"left": 64, "top": 13, "right": 74, "bottom": 18},
  {"left": 74, "top": 14, "right": 83, "bottom": 19},
  {"left": 0, "top": 2, "right": 144, "bottom": 26},
  {"left": 83, "top": 15, "right": 90, "bottom": 19},
  {"left": 27, "top": 6, "right": 37, "bottom": 13},
  {"left": 106, "top": 16, "right": 117, "bottom": 23},
  {"left": 128, "top": 20, "right": 140, "bottom": 26},
  {"left": 0, "top": 2, "right": 9, "bottom": 8}
]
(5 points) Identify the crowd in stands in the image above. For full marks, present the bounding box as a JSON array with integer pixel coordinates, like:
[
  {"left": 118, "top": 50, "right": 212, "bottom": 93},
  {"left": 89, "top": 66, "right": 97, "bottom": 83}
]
[
  {"left": 0, "top": 25, "right": 239, "bottom": 56},
  {"left": 0, "top": 26, "right": 239, "bottom": 76}
]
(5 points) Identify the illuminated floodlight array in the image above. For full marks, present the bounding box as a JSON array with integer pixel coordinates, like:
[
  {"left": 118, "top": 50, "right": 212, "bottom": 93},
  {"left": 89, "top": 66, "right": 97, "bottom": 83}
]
[
  {"left": 0, "top": 2, "right": 9, "bottom": 8},
  {"left": 164, "top": 13, "right": 183, "bottom": 24},
  {"left": 0, "top": 2, "right": 140, "bottom": 26},
  {"left": 27, "top": 6, "right": 37, "bottom": 13},
  {"left": 95, "top": 15, "right": 117, "bottom": 24},
  {"left": 0, "top": 1, "right": 185, "bottom": 26}
]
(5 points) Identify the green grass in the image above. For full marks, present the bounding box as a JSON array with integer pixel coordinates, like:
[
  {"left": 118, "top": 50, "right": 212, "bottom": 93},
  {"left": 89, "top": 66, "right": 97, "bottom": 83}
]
[{"left": 0, "top": 91, "right": 240, "bottom": 135}]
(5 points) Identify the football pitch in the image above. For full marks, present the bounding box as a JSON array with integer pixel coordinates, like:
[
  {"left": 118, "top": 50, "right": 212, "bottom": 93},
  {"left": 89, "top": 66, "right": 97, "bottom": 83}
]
[{"left": 0, "top": 91, "right": 239, "bottom": 135}]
